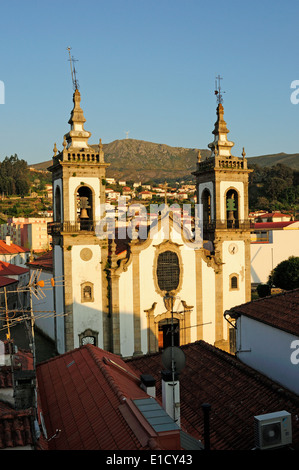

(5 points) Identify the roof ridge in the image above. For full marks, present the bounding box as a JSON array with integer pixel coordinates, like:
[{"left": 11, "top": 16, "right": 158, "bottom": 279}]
[{"left": 85, "top": 344, "right": 130, "bottom": 403}]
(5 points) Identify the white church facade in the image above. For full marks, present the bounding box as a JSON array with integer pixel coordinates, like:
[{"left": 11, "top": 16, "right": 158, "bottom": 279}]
[{"left": 47, "top": 87, "right": 252, "bottom": 357}]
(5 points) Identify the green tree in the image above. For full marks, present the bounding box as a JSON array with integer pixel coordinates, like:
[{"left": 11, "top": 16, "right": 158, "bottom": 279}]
[{"left": 268, "top": 256, "right": 299, "bottom": 290}]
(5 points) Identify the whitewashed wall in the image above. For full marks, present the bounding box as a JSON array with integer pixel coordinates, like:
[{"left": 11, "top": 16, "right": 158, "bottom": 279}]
[{"left": 236, "top": 315, "right": 299, "bottom": 395}]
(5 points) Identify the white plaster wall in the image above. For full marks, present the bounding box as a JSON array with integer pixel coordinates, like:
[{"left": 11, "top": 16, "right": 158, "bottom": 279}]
[
  {"left": 71, "top": 244, "right": 104, "bottom": 349},
  {"left": 54, "top": 245, "right": 65, "bottom": 353},
  {"left": 222, "top": 240, "right": 246, "bottom": 313},
  {"left": 68, "top": 177, "right": 100, "bottom": 221},
  {"left": 236, "top": 315, "right": 299, "bottom": 395},
  {"left": 118, "top": 262, "right": 134, "bottom": 358},
  {"left": 201, "top": 260, "right": 216, "bottom": 344},
  {"left": 220, "top": 181, "right": 244, "bottom": 220},
  {"left": 31, "top": 270, "right": 55, "bottom": 341},
  {"left": 251, "top": 229, "right": 299, "bottom": 284}
]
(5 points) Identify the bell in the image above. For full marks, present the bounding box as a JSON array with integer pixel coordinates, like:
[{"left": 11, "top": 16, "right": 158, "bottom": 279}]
[{"left": 80, "top": 208, "right": 89, "bottom": 219}]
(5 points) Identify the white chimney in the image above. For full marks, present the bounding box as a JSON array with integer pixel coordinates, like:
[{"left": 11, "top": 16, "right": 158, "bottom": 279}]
[
  {"left": 161, "top": 370, "right": 180, "bottom": 427},
  {"left": 5, "top": 235, "right": 11, "bottom": 246}
]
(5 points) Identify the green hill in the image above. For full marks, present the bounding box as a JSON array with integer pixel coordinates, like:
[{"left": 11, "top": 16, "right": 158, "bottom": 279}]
[{"left": 29, "top": 139, "right": 299, "bottom": 182}]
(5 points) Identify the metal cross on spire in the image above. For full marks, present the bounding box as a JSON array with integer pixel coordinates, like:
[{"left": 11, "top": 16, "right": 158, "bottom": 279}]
[
  {"left": 67, "top": 47, "right": 80, "bottom": 91},
  {"left": 214, "top": 74, "right": 225, "bottom": 104}
]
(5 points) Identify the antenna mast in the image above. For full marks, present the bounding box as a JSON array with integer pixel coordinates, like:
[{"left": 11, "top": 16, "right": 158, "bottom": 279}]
[{"left": 67, "top": 47, "right": 79, "bottom": 91}]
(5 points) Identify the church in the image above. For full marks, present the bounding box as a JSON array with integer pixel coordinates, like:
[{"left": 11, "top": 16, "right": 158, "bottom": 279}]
[{"left": 47, "top": 85, "right": 252, "bottom": 358}]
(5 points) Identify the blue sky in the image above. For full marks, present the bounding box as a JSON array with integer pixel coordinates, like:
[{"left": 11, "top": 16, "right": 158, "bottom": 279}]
[{"left": 1, "top": 0, "right": 299, "bottom": 165}]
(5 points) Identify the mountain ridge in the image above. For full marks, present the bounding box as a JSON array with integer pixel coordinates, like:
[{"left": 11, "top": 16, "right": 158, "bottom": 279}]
[{"left": 29, "top": 139, "right": 299, "bottom": 183}]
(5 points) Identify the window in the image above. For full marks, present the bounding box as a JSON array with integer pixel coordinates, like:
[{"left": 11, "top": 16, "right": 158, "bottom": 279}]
[
  {"left": 230, "top": 275, "right": 238, "bottom": 290},
  {"left": 81, "top": 282, "right": 94, "bottom": 303},
  {"left": 157, "top": 251, "right": 180, "bottom": 293}
]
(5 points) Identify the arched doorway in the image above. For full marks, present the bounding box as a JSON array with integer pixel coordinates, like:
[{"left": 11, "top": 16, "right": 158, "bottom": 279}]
[{"left": 158, "top": 318, "right": 180, "bottom": 350}]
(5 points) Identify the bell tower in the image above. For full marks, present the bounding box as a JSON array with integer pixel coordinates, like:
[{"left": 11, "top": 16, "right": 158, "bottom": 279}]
[
  {"left": 48, "top": 86, "right": 110, "bottom": 353},
  {"left": 193, "top": 85, "right": 252, "bottom": 350}
]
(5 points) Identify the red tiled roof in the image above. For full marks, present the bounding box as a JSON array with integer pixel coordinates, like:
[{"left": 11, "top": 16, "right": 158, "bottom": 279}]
[
  {"left": 228, "top": 288, "right": 299, "bottom": 337},
  {"left": 36, "top": 345, "right": 181, "bottom": 450},
  {"left": 0, "top": 240, "right": 29, "bottom": 254},
  {"left": 253, "top": 221, "right": 295, "bottom": 230},
  {"left": 127, "top": 340, "right": 299, "bottom": 450},
  {"left": 0, "top": 405, "right": 35, "bottom": 449},
  {"left": 0, "top": 261, "right": 29, "bottom": 276},
  {"left": 27, "top": 251, "right": 53, "bottom": 271},
  {"left": 0, "top": 276, "right": 18, "bottom": 287},
  {"left": 0, "top": 345, "right": 35, "bottom": 449}
]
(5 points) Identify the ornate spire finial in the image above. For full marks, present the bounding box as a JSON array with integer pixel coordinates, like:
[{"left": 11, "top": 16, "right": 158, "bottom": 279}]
[
  {"left": 53, "top": 143, "right": 57, "bottom": 157},
  {"left": 214, "top": 74, "right": 225, "bottom": 105},
  {"left": 62, "top": 135, "right": 67, "bottom": 149},
  {"left": 242, "top": 147, "right": 246, "bottom": 159},
  {"left": 197, "top": 150, "right": 201, "bottom": 163}
]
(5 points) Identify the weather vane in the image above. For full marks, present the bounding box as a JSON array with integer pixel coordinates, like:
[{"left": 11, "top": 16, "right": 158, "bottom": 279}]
[
  {"left": 67, "top": 47, "right": 79, "bottom": 91},
  {"left": 214, "top": 74, "right": 225, "bottom": 104}
]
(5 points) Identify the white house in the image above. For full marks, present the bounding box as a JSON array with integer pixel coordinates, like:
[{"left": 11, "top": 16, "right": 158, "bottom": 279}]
[
  {"left": 225, "top": 289, "right": 299, "bottom": 395},
  {"left": 251, "top": 221, "right": 299, "bottom": 284}
]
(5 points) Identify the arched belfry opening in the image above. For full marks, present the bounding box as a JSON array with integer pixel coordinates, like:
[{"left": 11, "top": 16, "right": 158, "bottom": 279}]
[
  {"left": 202, "top": 189, "right": 212, "bottom": 224},
  {"left": 226, "top": 189, "right": 239, "bottom": 228},
  {"left": 55, "top": 186, "right": 61, "bottom": 222},
  {"left": 76, "top": 186, "right": 93, "bottom": 230}
]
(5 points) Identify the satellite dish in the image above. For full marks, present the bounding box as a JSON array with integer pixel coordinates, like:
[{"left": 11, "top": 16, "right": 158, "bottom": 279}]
[{"left": 162, "top": 346, "right": 186, "bottom": 374}]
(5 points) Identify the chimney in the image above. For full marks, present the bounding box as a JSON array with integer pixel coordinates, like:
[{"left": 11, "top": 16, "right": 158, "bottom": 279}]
[
  {"left": 14, "top": 370, "right": 36, "bottom": 410},
  {"left": 140, "top": 374, "right": 156, "bottom": 398},
  {"left": 5, "top": 235, "right": 11, "bottom": 246},
  {"left": 161, "top": 370, "right": 180, "bottom": 427}
]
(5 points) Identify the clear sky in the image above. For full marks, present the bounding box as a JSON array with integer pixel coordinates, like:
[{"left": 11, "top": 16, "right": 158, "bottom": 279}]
[{"left": 1, "top": 0, "right": 299, "bottom": 165}]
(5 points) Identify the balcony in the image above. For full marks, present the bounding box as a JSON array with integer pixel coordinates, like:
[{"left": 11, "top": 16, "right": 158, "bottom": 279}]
[
  {"left": 47, "top": 220, "right": 97, "bottom": 235},
  {"left": 203, "top": 219, "right": 253, "bottom": 231}
]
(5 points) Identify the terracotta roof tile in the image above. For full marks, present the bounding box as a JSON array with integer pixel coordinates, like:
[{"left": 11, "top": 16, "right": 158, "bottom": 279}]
[
  {"left": 27, "top": 251, "right": 53, "bottom": 270},
  {"left": 0, "top": 261, "right": 29, "bottom": 276},
  {"left": 127, "top": 340, "right": 299, "bottom": 450},
  {"left": 229, "top": 288, "right": 299, "bottom": 336},
  {"left": 36, "top": 345, "right": 180, "bottom": 450},
  {"left": 0, "top": 240, "right": 29, "bottom": 254}
]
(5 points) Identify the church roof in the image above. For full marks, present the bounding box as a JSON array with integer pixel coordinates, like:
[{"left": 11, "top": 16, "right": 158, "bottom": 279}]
[
  {"left": 228, "top": 288, "right": 299, "bottom": 337},
  {"left": 127, "top": 340, "right": 299, "bottom": 450}
]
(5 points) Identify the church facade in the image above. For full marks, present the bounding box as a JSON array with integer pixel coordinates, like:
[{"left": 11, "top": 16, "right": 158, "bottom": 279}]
[{"left": 47, "top": 87, "right": 252, "bottom": 357}]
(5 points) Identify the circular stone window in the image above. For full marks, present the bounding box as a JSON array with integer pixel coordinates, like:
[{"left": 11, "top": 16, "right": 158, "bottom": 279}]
[{"left": 80, "top": 248, "right": 93, "bottom": 261}]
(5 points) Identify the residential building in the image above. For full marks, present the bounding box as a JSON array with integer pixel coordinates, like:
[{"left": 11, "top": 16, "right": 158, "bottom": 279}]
[
  {"left": 0, "top": 217, "right": 52, "bottom": 252},
  {"left": 0, "top": 238, "right": 30, "bottom": 267},
  {"left": 225, "top": 288, "right": 299, "bottom": 395},
  {"left": 251, "top": 220, "right": 299, "bottom": 284}
]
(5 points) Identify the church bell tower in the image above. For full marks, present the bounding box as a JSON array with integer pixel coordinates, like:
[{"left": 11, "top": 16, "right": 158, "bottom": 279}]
[
  {"left": 193, "top": 84, "right": 252, "bottom": 349},
  {"left": 48, "top": 86, "right": 110, "bottom": 353}
]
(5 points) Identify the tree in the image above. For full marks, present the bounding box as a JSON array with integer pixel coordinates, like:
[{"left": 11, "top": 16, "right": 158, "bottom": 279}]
[{"left": 268, "top": 256, "right": 299, "bottom": 290}]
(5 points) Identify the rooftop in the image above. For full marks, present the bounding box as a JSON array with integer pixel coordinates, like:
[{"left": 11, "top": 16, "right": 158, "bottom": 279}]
[
  {"left": 0, "top": 239, "right": 29, "bottom": 255},
  {"left": 36, "top": 345, "right": 183, "bottom": 450},
  {"left": 228, "top": 288, "right": 299, "bottom": 337},
  {"left": 127, "top": 340, "right": 299, "bottom": 450},
  {"left": 0, "top": 261, "right": 29, "bottom": 276}
]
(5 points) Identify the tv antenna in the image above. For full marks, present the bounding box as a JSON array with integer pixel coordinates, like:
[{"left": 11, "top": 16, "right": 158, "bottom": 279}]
[
  {"left": 214, "top": 74, "right": 225, "bottom": 104},
  {"left": 67, "top": 47, "right": 79, "bottom": 91}
]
